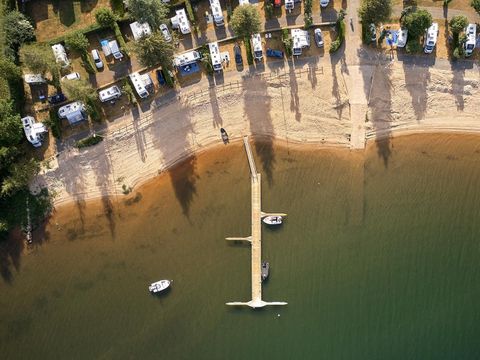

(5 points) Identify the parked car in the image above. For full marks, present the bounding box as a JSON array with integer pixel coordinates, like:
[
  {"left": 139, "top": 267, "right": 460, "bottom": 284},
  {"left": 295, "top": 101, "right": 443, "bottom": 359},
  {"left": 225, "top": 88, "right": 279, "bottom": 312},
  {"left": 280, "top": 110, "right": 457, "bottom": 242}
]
[
  {"left": 61, "top": 72, "right": 81, "bottom": 81},
  {"left": 48, "top": 93, "right": 66, "bottom": 104},
  {"left": 156, "top": 69, "right": 166, "bottom": 85},
  {"left": 320, "top": 0, "right": 329, "bottom": 7},
  {"left": 266, "top": 48, "right": 284, "bottom": 58},
  {"left": 91, "top": 49, "right": 104, "bottom": 69},
  {"left": 397, "top": 28, "right": 408, "bottom": 48},
  {"left": 423, "top": 22, "right": 439, "bottom": 54},
  {"left": 369, "top": 24, "right": 377, "bottom": 43},
  {"left": 159, "top": 24, "right": 172, "bottom": 42},
  {"left": 314, "top": 28, "right": 324, "bottom": 47},
  {"left": 234, "top": 44, "right": 243, "bottom": 65}
]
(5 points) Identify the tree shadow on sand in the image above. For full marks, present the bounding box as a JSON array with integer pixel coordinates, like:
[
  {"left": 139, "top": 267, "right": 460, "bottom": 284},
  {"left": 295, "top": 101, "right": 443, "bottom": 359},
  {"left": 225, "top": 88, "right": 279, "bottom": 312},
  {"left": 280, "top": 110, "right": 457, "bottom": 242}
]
[{"left": 243, "top": 76, "right": 275, "bottom": 185}]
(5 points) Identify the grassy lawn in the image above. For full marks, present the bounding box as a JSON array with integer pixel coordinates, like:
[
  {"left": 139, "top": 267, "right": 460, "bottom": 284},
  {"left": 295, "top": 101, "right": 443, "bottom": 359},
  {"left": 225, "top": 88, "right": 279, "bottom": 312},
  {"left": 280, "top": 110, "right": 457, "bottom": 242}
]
[{"left": 26, "top": 0, "right": 112, "bottom": 42}]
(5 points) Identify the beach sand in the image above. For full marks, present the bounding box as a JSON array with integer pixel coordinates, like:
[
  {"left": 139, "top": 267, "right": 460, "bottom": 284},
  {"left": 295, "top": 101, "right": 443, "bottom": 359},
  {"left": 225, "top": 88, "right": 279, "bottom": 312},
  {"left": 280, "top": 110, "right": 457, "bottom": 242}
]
[{"left": 34, "top": 60, "right": 480, "bottom": 206}]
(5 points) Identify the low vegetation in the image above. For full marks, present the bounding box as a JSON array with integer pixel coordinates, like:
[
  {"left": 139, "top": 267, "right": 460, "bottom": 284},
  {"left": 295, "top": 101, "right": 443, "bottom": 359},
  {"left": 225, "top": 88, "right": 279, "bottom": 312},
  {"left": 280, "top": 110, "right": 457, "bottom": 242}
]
[
  {"left": 330, "top": 10, "right": 346, "bottom": 53},
  {"left": 449, "top": 15, "right": 468, "bottom": 59},
  {"left": 471, "top": 0, "right": 480, "bottom": 15},
  {"left": 244, "top": 36, "right": 254, "bottom": 65},
  {"left": 76, "top": 134, "right": 104, "bottom": 148},
  {"left": 45, "top": 109, "right": 62, "bottom": 139},
  {"left": 304, "top": 0, "right": 313, "bottom": 29},
  {"left": 122, "top": 79, "right": 138, "bottom": 105},
  {"left": 282, "top": 28, "right": 293, "bottom": 57}
]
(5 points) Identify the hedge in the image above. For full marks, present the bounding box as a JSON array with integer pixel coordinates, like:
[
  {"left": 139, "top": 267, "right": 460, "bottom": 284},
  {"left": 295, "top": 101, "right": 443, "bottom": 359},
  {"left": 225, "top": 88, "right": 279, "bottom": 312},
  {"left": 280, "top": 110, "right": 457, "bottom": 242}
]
[
  {"left": 244, "top": 37, "right": 254, "bottom": 65},
  {"left": 76, "top": 135, "right": 104, "bottom": 148}
]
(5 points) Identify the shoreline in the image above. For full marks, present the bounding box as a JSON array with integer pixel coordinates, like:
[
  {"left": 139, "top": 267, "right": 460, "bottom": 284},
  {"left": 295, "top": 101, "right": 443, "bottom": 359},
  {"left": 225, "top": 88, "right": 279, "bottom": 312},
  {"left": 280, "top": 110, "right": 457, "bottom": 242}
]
[{"left": 48, "top": 128, "right": 480, "bottom": 210}]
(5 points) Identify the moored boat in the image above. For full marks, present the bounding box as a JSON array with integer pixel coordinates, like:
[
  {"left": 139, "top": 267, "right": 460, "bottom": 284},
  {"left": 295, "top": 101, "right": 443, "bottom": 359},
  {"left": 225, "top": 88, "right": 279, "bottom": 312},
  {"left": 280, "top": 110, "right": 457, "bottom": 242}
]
[
  {"left": 149, "top": 279, "right": 171, "bottom": 293},
  {"left": 261, "top": 262, "right": 269, "bottom": 281},
  {"left": 262, "top": 216, "right": 283, "bottom": 225}
]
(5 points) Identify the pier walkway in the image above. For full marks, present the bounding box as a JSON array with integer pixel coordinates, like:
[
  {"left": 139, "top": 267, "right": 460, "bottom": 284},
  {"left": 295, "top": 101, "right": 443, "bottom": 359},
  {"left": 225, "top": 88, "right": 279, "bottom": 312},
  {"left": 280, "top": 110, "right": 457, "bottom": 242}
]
[{"left": 225, "top": 137, "right": 287, "bottom": 309}]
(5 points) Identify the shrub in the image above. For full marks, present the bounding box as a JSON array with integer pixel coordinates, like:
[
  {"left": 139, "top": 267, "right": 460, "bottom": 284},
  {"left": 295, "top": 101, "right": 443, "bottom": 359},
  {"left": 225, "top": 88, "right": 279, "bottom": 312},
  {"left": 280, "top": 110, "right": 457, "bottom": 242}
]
[
  {"left": 81, "top": 53, "right": 96, "bottom": 74},
  {"left": 95, "top": 7, "right": 117, "bottom": 28},
  {"left": 46, "top": 109, "right": 62, "bottom": 139},
  {"left": 122, "top": 79, "right": 137, "bottom": 105},
  {"left": 304, "top": 0, "right": 313, "bottom": 28},
  {"left": 264, "top": 2, "right": 274, "bottom": 19},
  {"left": 282, "top": 29, "right": 293, "bottom": 56},
  {"left": 244, "top": 36, "right": 254, "bottom": 65},
  {"left": 65, "top": 31, "right": 89, "bottom": 53},
  {"left": 405, "top": 40, "right": 422, "bottom": 53},
  {"left": 330, "top": 17, "right": 345, "bottom": 53},
  {"left": 113, "top": 22, "right": 129, "bottom": 56},
  {"left": 110, "top": 0, "right": 126, "bottom": 16},
  {"left": 76, "top": 135, "right": 104, "bottom": 148},
  {"left": 473, "top": 0, "right": 480, "bottom": 14},
  {"left": 163, "top": 69, "right": 175, "bottom": 87},
  {"left": 185, "top": 0, "right": 197, "bottom": 25}
]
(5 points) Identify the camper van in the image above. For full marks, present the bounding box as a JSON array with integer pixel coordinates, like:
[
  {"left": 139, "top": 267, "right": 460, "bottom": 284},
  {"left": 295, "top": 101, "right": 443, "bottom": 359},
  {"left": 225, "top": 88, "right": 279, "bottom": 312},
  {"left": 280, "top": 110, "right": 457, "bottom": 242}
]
[
  {"left": 130, "top": 21, "right": 152, "bottom": 41},
  {"left": 464, "top": 23, "right": 476, "bottom": 57},
  {"left": 423, "top": 22, "right": 439, "bottom": 54},
  {"left": 209, "top": 42, "right": 222, "bottom": 72},
  {"left": 291, "top": 28, "right": 310, "bottom": 56},
  {"left": 21, "top": 116, "right": 47, "bottom": 148},
  {"left": 129, "top": 72, "right": 153, "bottom": 99},
  {"left": 171, "top": 9, "right": 191, "bottom": 35},
  {"left": 51, "top": 44, "right": 70, "bottom": 68},
  {"left": 209, "top": 0, "right": 224, "bottom": 26},
  {"left": 99, "top": 85, "right": 122, "bottom": 102},
  {"left": 251, "top": 33, "right": 263, "bottom": 61},
  {"left": 58, "top": 102, "right": 88, "bottom": 125}
]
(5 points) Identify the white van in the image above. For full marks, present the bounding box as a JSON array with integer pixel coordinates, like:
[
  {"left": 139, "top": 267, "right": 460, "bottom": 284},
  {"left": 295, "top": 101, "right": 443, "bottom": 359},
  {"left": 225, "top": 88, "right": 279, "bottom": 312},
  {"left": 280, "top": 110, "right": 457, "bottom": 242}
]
[
  {"left": 423, "top": 22, "right": 438, "bottom": 54},
  {"left": 251, "top": 33, "right": 263, "bottom": 61},
  {"left": 464, "top": 23, "right": 476, "bottom": 57},
  {"left": 99, "top": 85, "right": 122, "bottom": 102}
]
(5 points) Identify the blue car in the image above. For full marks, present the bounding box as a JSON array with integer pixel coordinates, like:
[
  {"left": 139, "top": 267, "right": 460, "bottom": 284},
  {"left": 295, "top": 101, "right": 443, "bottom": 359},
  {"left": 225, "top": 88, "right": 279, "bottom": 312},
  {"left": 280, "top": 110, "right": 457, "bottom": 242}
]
[
  {"left": 156, "top": 70, "right": 166, "bottom": 85},
  {"left": 266, "top": 48, "right": 284, "bottom": 59},
  {"left": 48, "top": 93, "right": 66, "bottom": 104}
]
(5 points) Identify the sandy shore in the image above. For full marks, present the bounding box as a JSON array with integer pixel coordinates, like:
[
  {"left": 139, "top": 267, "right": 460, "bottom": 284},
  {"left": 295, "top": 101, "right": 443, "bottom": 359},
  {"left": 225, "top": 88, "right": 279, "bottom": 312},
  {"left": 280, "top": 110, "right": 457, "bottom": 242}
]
[{"left": 33, "top": 59, "right": 480, "bottom": 206}]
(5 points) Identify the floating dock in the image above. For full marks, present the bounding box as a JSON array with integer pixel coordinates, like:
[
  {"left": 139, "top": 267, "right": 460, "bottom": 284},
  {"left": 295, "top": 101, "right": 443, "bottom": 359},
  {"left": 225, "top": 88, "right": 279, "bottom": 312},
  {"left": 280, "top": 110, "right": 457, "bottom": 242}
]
[{"left": 226, "top": 136, "right": 287, "bottom": 308}]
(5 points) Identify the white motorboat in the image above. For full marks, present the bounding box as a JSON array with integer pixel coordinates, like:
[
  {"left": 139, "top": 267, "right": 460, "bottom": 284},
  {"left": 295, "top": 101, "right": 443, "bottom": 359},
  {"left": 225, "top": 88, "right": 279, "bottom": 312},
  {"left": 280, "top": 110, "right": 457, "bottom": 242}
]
[
  {"left": 262, "top": 216, "right": 283, "bottom": 225},
  {"left": 149, "top": 280, "right": 171, "bottom": 293}
]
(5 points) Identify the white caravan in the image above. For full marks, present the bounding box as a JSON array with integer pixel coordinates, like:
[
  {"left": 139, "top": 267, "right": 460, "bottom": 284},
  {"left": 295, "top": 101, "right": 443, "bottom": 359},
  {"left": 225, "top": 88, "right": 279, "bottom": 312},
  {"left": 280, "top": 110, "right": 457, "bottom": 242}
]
[
  {"left": 21, "top": 116, "right": 47, "bottom": 148},
  {"left": 129, "top": 72, "right": 153, "bottom": 99}
]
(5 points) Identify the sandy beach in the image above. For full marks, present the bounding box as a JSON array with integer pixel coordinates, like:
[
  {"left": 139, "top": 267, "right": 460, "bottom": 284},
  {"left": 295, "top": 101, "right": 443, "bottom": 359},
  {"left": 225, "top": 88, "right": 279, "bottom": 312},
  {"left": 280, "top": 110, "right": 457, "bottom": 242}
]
[{"left": 34, "top": 58, "right": 480, "bottom": 206}]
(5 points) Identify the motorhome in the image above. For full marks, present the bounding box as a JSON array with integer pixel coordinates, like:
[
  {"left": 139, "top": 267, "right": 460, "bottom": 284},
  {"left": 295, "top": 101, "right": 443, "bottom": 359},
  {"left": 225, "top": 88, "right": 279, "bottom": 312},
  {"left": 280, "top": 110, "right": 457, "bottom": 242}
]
[
  {"left": 58, "top": 101, "right": 88, "bottom": 124},
  {"left": 174, "top": 50, "right": 201, "bottom": 67},
  {"left": 171, "top": 9, "right": 191, "bottom": 35},
  {"left": 251, "top": 33, "right": 263, "bottom": 61},
  {"left": 99, "top": 85, "right": 122, "bottom": 102},
  {"left": 130, "top": 21, "right": 152, "bottom": 41},
  {"left": 21, "top": 116, "right": 47, "bottom": 148},
  {"left": 423, "top": 22, "right": 438, "bottom": 54},
  {"left": 51, "top": 44, "right": 70, "bottom": 68},
  {"left": 129, "top": 72, "right": 153, "bottom": 99},
  {"left": 209, "top": 42, "right": 222, "bottom": 72},
  {"left": 101, "top": 39, "right": 123, "bottom": 60},
  {"left": 291, "top": 28, "right": 310, "bottom": 56},
  {"left": 209, "top": 0, "right": 224, "bottom": 26},
  {"left": 464, "top": 23, "right": 476, "bottom": 57}
]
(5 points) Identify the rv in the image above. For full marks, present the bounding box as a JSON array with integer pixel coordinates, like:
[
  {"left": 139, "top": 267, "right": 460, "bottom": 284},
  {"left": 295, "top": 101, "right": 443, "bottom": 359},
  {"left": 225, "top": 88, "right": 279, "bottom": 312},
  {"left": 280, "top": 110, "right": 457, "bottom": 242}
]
[
  {"left": 171, "top": 9, "right": 191, "bottom": 35},
  {"left": 21, "top": 116, "right": 47, "bottom": 148},
  {"left": 251, "top": 33, "right": 263, "bottom": 61},
  {"left": 174, "top": 50, "right": 201, "bottom": 67},
  {"left": 58, "top": 101, "right": 88, "bottom": 125},
  {"left": 51, "top": 44, "right": 70, "bottom": 68},
  {"left": 24, "top": 74, "right": 47, "bottom": 85},
  {"left": 291, "top": 28, "right": 310, "bottom": 56},
  {"left": 129, "top": 72, "right": 153, "bottom": 99},
  {"left": 285, "top": 0, "right": 294, "bottom": 11},
  {"left": 209, "top": 0, "right": 224, "bottom": 27},
  {"left": 209, "top": 42, "right": 222, "bottom": 72},
  {"left": 464, "top": 23, "right": 476, "bottom": 57},
  {"left": 423, "top": 22, "right": 438, "bottom": 54},
  {"left": 99, "top": 85, "right": 122, "bottom": 102},
  {"left": 101, "top": 39, "right": 123, "bottom": 60},
  {"left": 130, "top": 21, "right": 152, "bottom": 41}
]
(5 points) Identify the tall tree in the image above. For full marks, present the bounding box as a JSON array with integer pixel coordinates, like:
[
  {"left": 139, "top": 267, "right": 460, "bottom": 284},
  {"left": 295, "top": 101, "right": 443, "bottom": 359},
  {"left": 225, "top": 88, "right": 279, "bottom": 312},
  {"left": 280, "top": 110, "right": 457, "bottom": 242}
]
[
  {"left": 126, "top": 0, "right": 169, "bottom": 29},
  {"left": 230, "top": 4, "right": 261, "bottom": 38},
  {"left": 95, "top": 7, "right": 118, "bottom": 28},
  {"left": 449, "top": 15, "right": 468, "bottom": 36},
  {"left": 3, "top": 10, "right": 35, "bottom": 48},
  {"left": 65, "top": 31, "right": 89, "bottom": 53},
  {"left": 401, "top": 9, "right": 432, "bottom": 39},
  {"left": 132, "top": 31, "right": 175, "bottom": 69},
  {"left": 358, "top": 0, "right": 392, "bottom": 25}
]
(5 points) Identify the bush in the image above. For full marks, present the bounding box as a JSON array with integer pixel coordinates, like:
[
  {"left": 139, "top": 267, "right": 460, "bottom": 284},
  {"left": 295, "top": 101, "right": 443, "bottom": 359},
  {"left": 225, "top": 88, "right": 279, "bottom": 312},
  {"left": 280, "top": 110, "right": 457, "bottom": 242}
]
[
  {"left": 243, "top": 37, "right": 254, "bottom": 65},
  {"left": 282, "top": 29, "right": 293, "bottom": 56},
  {"left": 304, "top": 0, "right": 313, "bottom": 28},
  {"left": 110, "top": 0, "right": 126, "bottom": 16},
  {"left": 85, "top": 100, "right": 102, "bottom": 122},
  {"left": 330, "top": 18, "right": 345, "bottom": 53},
  {"left": 163, "top": 69, "right": 175, "bottom": 87},
  {"left": 264, "top": 2, "right": 274, "bottom": 19},
  {"left": 113, "top": 22, "right": 129, "bottom": 56},
  {"left": 46, "top": 109, "right": 62, "bottom": 139},
  {"left": 65, "top": 31, "right": 89, "bottom": 53},
  {"left": 76, "top": 135, "right": 103, "bottom": 148},
  {"left": 95, "top": 7, "right": 117, "bottom": 28},
  {"left": 405, "top": 40, "right": 422, "bottom": 53},
  {"left": 122, "top": 79, "right": 137, "bottom": 105},
  {"left": 81, "top": 53, "right": 96, "bottom": 74},
  {"left": 473, "top": 0, "right": 480, "bottom": 14},
  {"left": 185, "top": 0, "right": 197, "bottom": 25}
]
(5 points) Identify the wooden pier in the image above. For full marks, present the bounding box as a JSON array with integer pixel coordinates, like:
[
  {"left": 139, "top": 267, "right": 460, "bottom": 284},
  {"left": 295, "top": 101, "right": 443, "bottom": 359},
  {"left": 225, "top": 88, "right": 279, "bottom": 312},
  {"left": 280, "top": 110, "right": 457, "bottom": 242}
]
[{"left": 226, "top": 137, "right": 287, "bottom": 308}]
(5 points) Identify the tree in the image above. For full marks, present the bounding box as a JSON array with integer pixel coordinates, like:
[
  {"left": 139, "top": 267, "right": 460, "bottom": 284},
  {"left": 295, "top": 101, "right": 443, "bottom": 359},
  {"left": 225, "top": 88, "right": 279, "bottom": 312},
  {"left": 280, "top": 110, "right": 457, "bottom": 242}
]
[
  {"left": 230, "top": 4, "right": 261, "bottom": 38},
  {"left": 402, "top": 9, "right": 432, "bottom": 39},
  {"left": 126, "top": 0, "right": 169, "bottom": 29},
  {"left": 4, "top": 10, "right": 35, "bottom": 48},
  {"left": 132, "top": 31, "right": 175, "bottom": 69},
  {"left": 358, "top": 0, "right": 392, "bottom": 25},
  {"left": 0, "top": 100, "right": 22, "bottom": 148},
  {"left": 20, "top": 43, "right": 57, "bottom": 75},
  {"left": 65, "top": 31, "right": 89, "bottom": 53},
  {"left": 449, "top": 15, "right": 468, "bottom": 35},
  {"left": 95, "top": 7, "right": 117, "bottom": 28},
  {"left": 471, "top": 0, "right": 480, "bottom": 15},
  {"left": 1, "top": 159, "right": 39, "bottom": 197}
]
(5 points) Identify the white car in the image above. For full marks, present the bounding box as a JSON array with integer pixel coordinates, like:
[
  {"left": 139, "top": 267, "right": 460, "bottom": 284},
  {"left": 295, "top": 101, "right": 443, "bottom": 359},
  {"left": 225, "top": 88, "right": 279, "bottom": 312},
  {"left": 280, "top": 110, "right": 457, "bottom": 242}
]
[
  {"left": 159, "top": 24, "right": 172, "bottom": 42},
  {"left": 91, "top": 49, "right": 104, "bottom": 69},
  {"left": 320, "top": 0, "right": 329, "bottom": 7},
  {"left": 314, "top": 28, "right": 324, "bottom": 47},
  {"left": 397, "top": 28, "right": 408, "bottom": 48},
  {"left": 423, "top": 22, "right": 439, "bottom": 54},
  {"left": 61, "top": 72, "right": 81, "bottom": 81}
]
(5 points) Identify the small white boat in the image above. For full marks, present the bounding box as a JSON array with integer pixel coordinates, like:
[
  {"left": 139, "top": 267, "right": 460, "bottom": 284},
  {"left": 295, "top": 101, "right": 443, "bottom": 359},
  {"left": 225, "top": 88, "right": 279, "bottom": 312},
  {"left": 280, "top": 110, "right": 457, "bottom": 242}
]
[
  {"left": 262, "top": 216, "right": 283, "bottom": 225},
  {"left": 148, "top": 280, "right": 171, "bottom": 293}
]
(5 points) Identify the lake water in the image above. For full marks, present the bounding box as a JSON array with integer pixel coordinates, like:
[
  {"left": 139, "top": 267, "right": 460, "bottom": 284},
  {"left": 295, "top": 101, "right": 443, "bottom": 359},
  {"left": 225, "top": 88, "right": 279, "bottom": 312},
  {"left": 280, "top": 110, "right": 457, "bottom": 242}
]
[{"left": 1, "top": 134, "right": 480, "bottom": 359}]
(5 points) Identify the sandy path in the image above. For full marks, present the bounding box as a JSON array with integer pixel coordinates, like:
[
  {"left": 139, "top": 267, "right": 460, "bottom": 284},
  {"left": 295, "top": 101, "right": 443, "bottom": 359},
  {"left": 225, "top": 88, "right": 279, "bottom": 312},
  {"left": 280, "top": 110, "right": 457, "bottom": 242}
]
[{"left": 34, "top": 59, "right": 480, "bottom": 206}]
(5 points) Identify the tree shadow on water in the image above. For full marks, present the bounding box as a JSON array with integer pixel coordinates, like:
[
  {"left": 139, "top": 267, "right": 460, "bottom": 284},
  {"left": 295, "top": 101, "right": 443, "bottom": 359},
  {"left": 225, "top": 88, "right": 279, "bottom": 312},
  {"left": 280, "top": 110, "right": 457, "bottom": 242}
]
[
  {"left": 168, "top": 156, "right": 199, "bottom": 217},
  {"left": 0, "top": 230, "right": 24, "bottom": 284}
]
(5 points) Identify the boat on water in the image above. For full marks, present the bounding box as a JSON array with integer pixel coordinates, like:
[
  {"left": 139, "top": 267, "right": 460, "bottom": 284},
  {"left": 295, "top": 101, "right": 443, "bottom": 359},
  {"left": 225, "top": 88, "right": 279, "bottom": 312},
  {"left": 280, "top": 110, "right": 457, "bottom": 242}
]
[
  {"left": 261, "top": 262, "right": 269, "bottom": 281},
  {"left": 262, "top": 216, "right": 283, "bottom": 225},
  {"left": 148, "top": 280, "right": 171, "bottom": 293}
]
